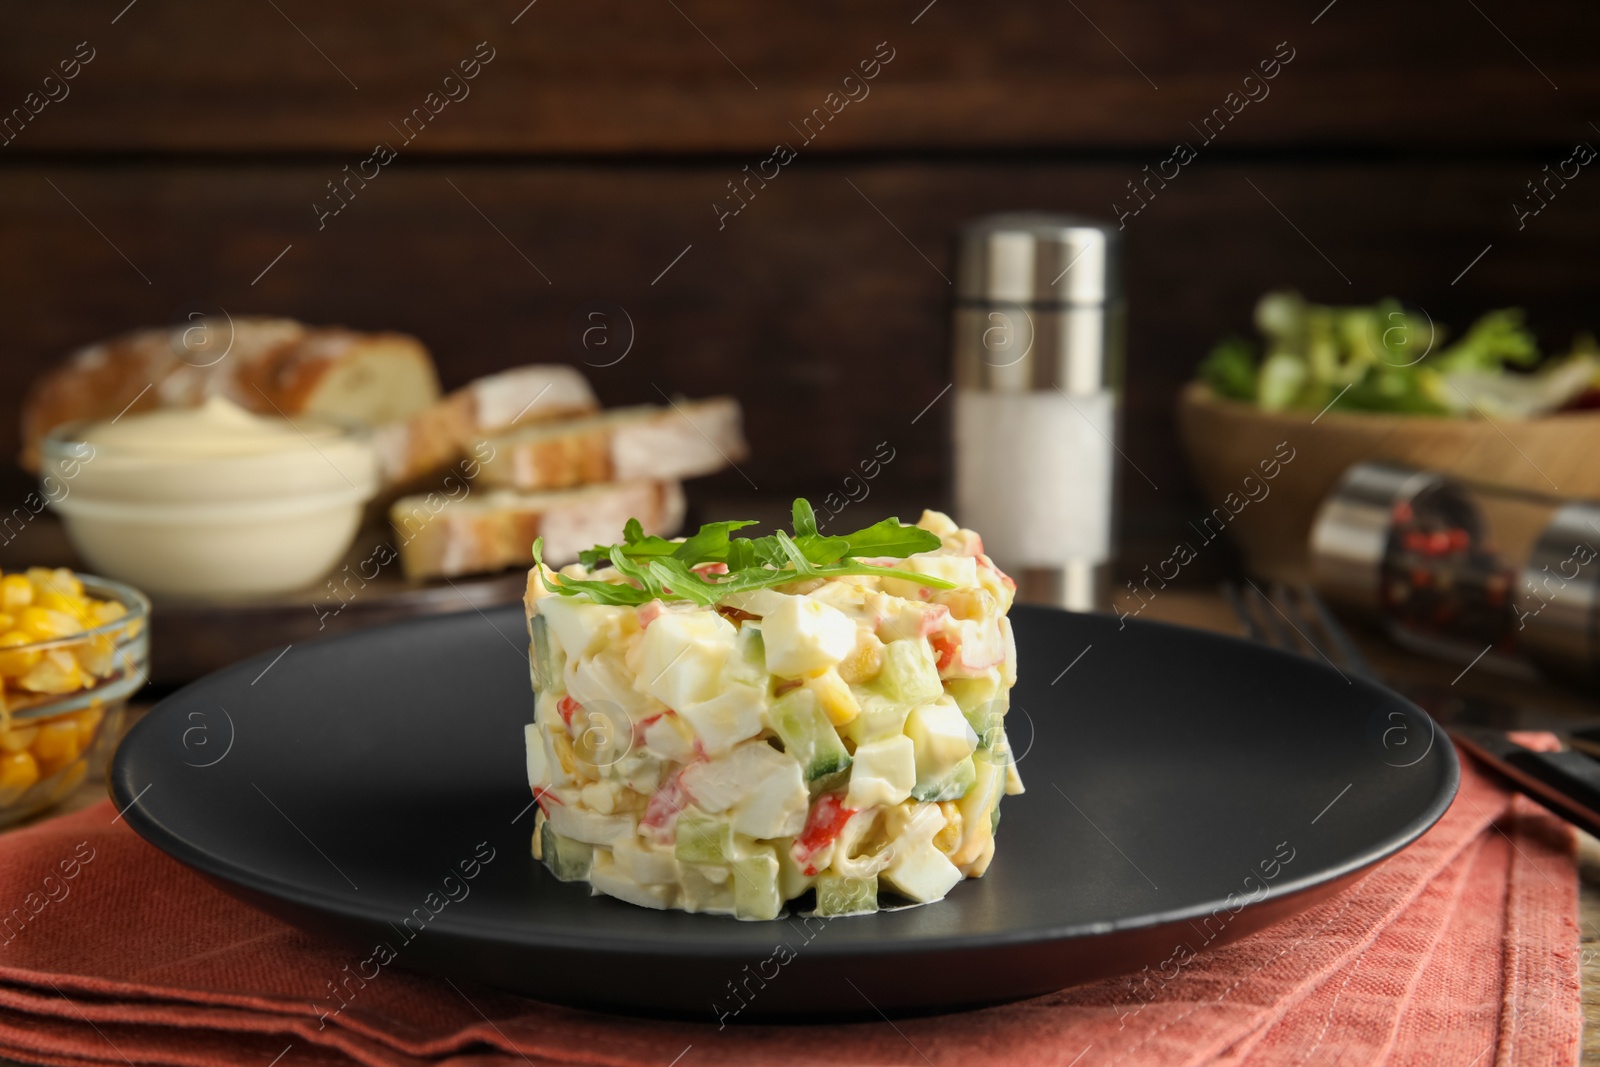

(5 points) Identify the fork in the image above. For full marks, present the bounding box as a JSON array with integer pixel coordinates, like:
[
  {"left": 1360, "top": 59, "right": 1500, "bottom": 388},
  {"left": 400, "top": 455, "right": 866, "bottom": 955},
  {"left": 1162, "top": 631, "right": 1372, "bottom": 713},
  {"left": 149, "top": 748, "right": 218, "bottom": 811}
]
[
  {"left": 1222, "top": 580, "right": 1600, "bottom": 839},
  {"left": 1221, "top": 580, "right": 1376, "bottom": 683}
]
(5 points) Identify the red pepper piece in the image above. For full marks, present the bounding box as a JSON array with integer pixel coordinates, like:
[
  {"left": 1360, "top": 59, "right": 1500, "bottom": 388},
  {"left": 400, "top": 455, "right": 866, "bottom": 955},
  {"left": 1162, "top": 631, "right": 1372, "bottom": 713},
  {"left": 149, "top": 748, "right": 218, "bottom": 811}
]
[{"left": 793, "top": 793, "right": 856, "bottom": 876}]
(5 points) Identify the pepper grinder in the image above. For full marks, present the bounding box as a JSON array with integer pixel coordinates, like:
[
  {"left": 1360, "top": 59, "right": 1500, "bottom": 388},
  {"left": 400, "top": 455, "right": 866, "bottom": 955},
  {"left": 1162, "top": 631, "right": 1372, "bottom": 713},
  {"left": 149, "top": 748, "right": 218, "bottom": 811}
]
[{"left": 951, "top": 213, "right": 1125, "bottom": 611}]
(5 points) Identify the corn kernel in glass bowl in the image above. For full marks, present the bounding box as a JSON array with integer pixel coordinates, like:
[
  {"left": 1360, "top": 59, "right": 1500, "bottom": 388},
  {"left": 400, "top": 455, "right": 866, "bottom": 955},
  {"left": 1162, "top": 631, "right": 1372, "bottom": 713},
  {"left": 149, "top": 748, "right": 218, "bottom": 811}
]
[{"left": 0, "top": 571, "right": 149, "bottom": 827}]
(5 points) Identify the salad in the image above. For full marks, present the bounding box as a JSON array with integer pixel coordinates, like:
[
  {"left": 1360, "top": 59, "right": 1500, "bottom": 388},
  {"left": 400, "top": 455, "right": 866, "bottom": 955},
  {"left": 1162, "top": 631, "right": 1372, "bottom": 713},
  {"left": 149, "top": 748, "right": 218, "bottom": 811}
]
[
  {"left": 1200, "top": 291, "right": 1599, "bottom": 419},
  {"left": 523, "top": 501, "right": 1021, "bottom": 919}
]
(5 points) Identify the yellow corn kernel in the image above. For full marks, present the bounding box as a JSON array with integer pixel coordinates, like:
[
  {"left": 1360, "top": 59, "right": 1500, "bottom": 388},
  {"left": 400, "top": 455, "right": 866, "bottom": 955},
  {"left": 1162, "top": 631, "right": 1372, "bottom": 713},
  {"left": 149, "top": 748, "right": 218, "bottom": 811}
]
[
  {"left": 934, "top": 801, "right": 964, "bottom": 855},
  {"left": 31, "top": 719, "right": 82, "bottom": 775},
  {"left": 0, "top": 575, "right": 32, "bottom": 612},
  {"left": 19, "top": 607, "right": 80, "bottom": 641},
  {"left": 90, "top": 600, "right": 127, "bottom": 627},
  {"left": 804, "top": 668, "right": 860, "bottom": 726},
  {"left": 0, "top": 750, "right": 39, "bottom": 805},
  {"left": 55, "top": 569, "right": 84, "bottom": 599},
  {"left": 837, "top": 631, "right": 884, "bottom": 685},
  {"left": 29, "top": 568, "right": 82, "bottom": 600},
  {"left": 940, "top": 587, "right": 997, "bottom": 622},
  {"left": 20, "top": 649, "right": 83, "bottom": 695},
  {"left": 549, "top": 728, "right": 577, "bottom": 777},
  {"left": 71, "top": 707, "right": 104, "bottom": 748},
  {"left": 0, "top": 631, "right": 41, "bottom": 676},
  {"left": 38, "top": 590, "right": 87, "bottom": 619},
  {"left": 73, "top": 635, "right": 117, "bottom": 679},
  {"left": 0, "top": 726, "right": 37, "bottom": 753}
]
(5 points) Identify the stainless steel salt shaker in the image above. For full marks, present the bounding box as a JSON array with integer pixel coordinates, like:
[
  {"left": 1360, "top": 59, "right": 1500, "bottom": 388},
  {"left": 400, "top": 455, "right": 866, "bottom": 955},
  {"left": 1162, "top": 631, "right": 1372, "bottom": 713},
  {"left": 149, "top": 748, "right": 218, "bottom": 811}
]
[{"left": 951, "top": 213, "right": 1124, "bottom": 610}]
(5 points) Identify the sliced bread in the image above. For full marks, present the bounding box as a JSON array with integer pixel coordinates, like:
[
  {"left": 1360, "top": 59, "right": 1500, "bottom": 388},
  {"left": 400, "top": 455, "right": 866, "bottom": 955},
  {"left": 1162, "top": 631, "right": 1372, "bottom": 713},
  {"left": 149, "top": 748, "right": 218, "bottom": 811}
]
[
  {"left": 390, "top": 479, "right": 685, "bottom": 580},
  {"left": 475, "top": 396, "right": 746, "bottom": 491},
  {"left": 372, "top": 365, "right": 598, "bottom": 489},
  {"left": 21, "top": 317, "right": 441, "bottom": 470}
]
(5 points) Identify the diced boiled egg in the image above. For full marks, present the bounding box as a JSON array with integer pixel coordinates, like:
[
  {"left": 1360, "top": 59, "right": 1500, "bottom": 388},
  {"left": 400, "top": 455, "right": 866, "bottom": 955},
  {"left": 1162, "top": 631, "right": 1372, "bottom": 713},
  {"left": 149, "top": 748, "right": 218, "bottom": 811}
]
[
  {"left": 678, "top": 683, "right": 766, "bottom": 756},
  {"left": 882, "top": 802, "right": 964, "bottom": 903},
  {"left": 636, "top": 611, "right": 738, "bottom": 709},
  {"left": 642, "top": 712, "right": 698, "bottom": 764},
  {"left": 762, "top": 595, "right": 857, "bottom": 678},
  {"left": 905, "top": 697, "right": 979, "bottom": 780},
  {"left": 880, "top": 554, "right": 979, "bottom": 601},
  {"left": 846, "top": 735, "right": 916, "bottom": 809},
  {"left": 570, "top": 650, "right": 657, "bottom": 720},
  {"left": 539, "top": 596, "right": 629, "bottom": 660},
  {"left": 612, "top": 837, "right": 681, "bottom": 885},
  {"left": 542, "top": 792, "right": 636, "bottom": 846},
  {"left": 681, "top": 740, "right": 809, "bottom": 839},
  {"left": 588, "top": 851, "right": 675, "bottom": 910},
  {"left": 580, "top": 779, "right": 623, "bottom": 814}
]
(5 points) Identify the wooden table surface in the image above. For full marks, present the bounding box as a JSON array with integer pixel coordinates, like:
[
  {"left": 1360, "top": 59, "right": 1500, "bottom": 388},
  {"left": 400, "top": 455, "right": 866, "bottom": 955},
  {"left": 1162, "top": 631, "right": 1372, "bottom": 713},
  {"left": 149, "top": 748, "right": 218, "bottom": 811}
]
[{"left": 6, "top": 587, "right": 1600, "bottom": 1062}]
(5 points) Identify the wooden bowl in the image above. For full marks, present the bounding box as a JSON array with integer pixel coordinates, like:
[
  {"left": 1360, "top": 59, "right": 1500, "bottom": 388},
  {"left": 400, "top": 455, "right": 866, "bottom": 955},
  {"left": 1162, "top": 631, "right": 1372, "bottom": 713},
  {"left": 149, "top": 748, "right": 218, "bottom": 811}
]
[{"left": 1175, "top": 382, "right": 1600, "bottom": 583}]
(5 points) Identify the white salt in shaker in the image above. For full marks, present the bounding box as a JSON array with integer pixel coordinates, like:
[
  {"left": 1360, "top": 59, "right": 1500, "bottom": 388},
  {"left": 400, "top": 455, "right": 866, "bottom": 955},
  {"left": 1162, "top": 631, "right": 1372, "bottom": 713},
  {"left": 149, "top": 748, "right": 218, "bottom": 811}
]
[{"left": 952, "top": 213, "right": 1124, "bottom": 610}]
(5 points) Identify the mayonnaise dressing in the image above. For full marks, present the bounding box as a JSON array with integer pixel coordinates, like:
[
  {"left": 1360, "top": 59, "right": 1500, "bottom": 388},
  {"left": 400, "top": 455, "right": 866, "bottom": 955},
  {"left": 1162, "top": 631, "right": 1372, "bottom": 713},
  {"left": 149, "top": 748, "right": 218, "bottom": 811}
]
[
  {"left": 78, "top": 396, "right": 344, "bottom": 458},
  {"left": 41, "top": 397, "right": 379, "bottom": 598}
]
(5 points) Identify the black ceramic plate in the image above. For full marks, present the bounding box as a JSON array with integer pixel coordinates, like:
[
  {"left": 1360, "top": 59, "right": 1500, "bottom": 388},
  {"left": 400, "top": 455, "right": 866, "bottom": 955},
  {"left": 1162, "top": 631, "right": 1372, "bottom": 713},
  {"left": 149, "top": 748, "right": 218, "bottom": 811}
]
[{"left": 111, "top": 604, "right": 1456, "bottom": 1019}]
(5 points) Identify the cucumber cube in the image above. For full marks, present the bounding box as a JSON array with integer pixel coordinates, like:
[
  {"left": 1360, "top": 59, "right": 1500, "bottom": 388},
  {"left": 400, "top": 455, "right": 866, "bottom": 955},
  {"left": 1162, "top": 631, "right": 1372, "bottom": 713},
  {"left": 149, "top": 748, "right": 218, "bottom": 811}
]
[
  {"left": 945, "top": 675, "right": 1005, "bottom": 746},
  {"left": 539, "top": 822, "right": 593, "bottom": 882},
  {"left": 843, "top": 690, "right": 913, "bottom": 747},
  {"left": 775, "top": 835, "right": 816, "bottom": 900},
  {"left": 912, "top": 754, "right": 977, "bottom": 802},
  {"left": 528, "top": 615, "right": 565, "bottom": 697},
  {"left": 675, "top": 811, "right": 735, "bottom": 865},
  {"left": 814, "top": 872, "right": 879, "bottom": 916},
  {"left": 732, "top": 843, "right": 783, "bottom": 920},
  {"left": 870, "top": 639, "right": 944, "bottom": 708},
  {"left": 727, "top": 623, "right": 768, "bottom": 689},
  {"left": 770, "top": 688, "right": 852, "bottom": 781}
]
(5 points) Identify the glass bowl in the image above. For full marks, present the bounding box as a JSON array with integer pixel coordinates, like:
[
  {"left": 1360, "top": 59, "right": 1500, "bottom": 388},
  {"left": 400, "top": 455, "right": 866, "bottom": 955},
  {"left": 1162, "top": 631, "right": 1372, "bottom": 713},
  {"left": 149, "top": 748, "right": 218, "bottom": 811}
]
[{"left": 0, "top": 572, "right": 150, "bottom": 826}]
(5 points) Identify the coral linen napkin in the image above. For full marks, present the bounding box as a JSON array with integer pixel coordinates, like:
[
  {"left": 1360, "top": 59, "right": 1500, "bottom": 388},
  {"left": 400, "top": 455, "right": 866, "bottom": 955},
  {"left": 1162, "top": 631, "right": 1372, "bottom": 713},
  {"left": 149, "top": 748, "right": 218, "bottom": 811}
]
[{"left": 0, "top": 741, "right": 1579, "bottom": 1067}]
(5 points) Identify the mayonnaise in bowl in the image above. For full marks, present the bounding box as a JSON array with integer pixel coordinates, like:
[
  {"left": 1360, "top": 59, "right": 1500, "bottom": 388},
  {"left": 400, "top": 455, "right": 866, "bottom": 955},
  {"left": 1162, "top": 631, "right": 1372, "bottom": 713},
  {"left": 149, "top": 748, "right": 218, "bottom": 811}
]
[{"left": 41, "top": 397, "right": 378, "bottom": 598}]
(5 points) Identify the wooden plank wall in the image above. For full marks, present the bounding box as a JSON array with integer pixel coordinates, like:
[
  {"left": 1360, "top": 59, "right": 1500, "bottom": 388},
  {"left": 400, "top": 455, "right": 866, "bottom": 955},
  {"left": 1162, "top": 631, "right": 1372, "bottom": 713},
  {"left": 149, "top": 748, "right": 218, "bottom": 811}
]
[{"left": 2, "top": 0, "right": 1598, "bottom": 563}]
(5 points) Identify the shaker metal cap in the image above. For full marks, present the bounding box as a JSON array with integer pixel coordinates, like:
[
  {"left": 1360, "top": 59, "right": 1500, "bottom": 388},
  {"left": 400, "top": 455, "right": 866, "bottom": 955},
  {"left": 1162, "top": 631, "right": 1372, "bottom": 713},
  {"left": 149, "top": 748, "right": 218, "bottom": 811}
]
[{"left": 956, "top": 213, "right": 1121, "bottom": 306}]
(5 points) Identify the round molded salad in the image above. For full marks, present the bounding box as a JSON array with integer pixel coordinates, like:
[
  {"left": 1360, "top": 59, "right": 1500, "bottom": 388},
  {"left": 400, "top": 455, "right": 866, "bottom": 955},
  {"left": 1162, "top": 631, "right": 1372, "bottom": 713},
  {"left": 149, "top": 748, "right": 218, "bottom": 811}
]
[{"left": 523, "top": 500, "right": 1022, "bottom": 920}]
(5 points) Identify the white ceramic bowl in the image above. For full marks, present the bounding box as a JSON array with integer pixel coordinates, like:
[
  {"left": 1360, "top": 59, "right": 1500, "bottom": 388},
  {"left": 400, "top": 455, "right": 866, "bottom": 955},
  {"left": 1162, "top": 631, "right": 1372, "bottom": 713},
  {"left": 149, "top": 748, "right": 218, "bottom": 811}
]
[{"left": 40, "top": 416, "right": 378, "bottom": 599}]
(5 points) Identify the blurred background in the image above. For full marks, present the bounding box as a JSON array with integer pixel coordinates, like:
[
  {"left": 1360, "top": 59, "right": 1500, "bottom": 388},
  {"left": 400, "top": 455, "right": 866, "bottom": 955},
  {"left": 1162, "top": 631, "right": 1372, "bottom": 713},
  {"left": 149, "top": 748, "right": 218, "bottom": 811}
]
[{"left": 1, "top": 0, "right": 1597, "bottom": 572}]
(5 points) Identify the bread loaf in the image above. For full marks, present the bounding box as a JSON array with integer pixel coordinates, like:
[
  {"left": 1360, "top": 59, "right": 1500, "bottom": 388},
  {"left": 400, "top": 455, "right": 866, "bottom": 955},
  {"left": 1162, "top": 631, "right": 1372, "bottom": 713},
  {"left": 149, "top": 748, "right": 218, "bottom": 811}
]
[
  {"left": 21, "top": 317, "right": 440, "bottom": 470},
  {"left": 476, "top": 397, "right": 746, "bottom": 491},
  {"left": 372, "top": 365, "right": 597, "bottom": 489},
  {"left": 390, "top": 479, "right": 685, "bottom": 580}
]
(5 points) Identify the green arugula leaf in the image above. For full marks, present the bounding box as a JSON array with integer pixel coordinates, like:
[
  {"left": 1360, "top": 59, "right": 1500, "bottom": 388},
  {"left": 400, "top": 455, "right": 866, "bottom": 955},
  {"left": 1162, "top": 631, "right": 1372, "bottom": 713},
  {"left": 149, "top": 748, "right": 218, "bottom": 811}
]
[
  {"left": 670, "top": 520, "right": 758, "bottom": 565},
  {"left": 772, "top": 530, "right": 818, "bottom": 577},
  {"left": 792, "top": 499, "right": 819, "bottom": 539},
  {"left": 834, "top": 516, "right": 943, "bottom": 558},
  {"left": 534, "top": 538, "right": 657, "bottom": 605},
  {"left": 647, "top": 558, "right": 721, "bottom": 607},
  {"left": 533, "top": 500, "right": 958, "bottom": 607}
]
